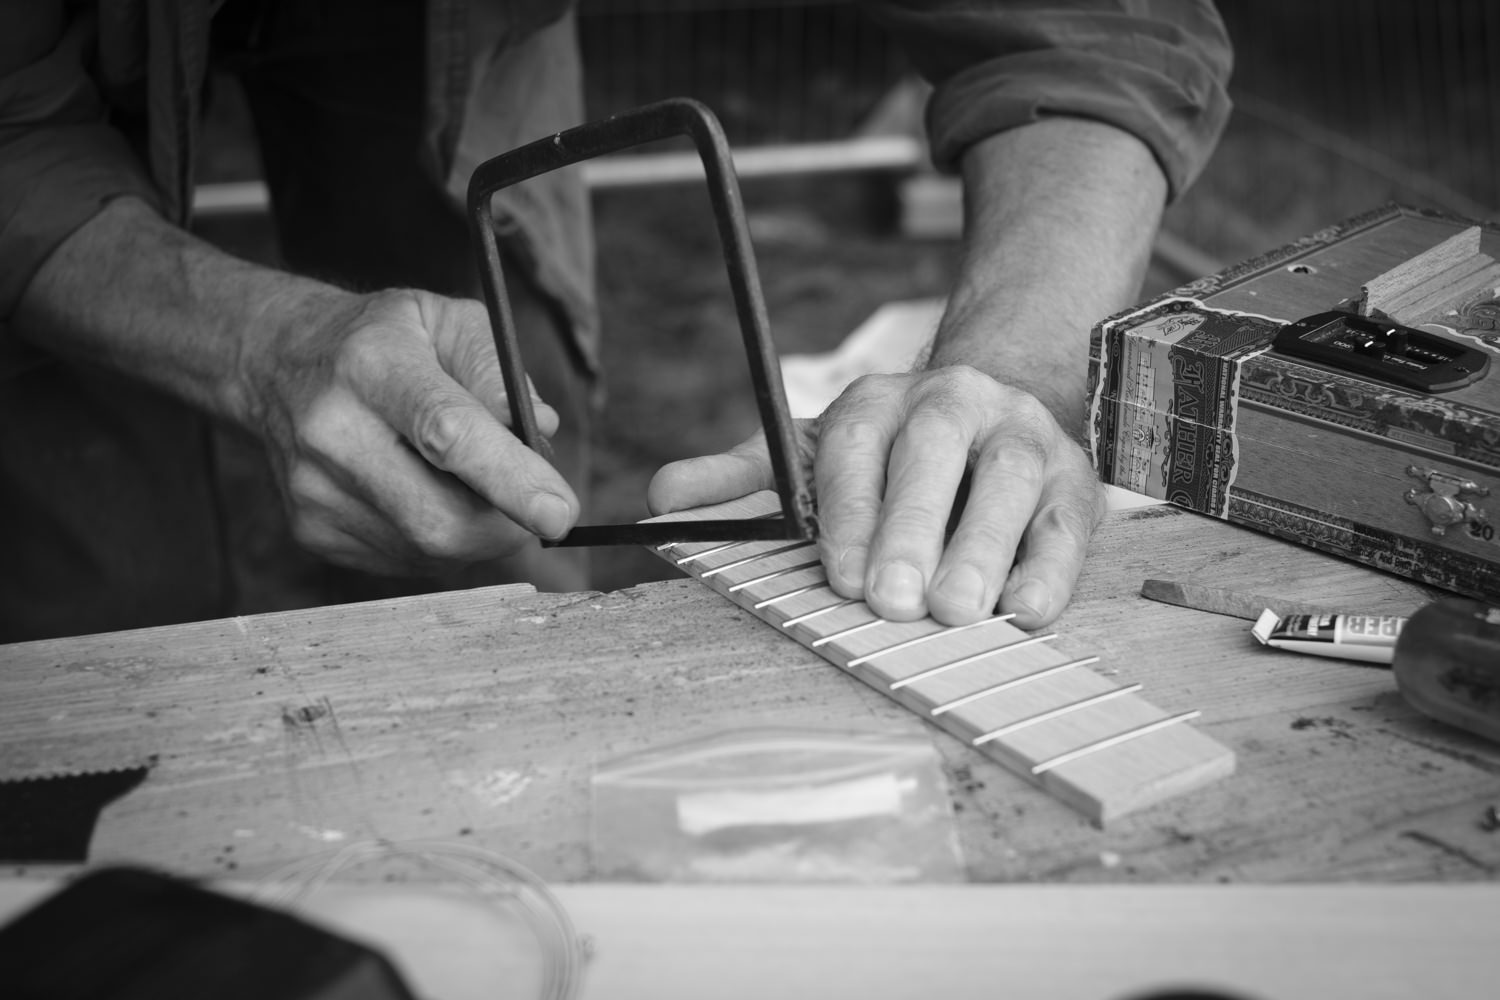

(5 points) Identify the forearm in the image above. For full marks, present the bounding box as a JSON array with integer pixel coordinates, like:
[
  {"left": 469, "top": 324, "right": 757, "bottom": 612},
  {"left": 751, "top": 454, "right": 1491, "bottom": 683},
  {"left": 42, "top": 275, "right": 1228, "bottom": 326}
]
[
  {"left": 11, "top": 195, "right": 350, "bottom": 429},
  {"left": 13, "top": 192, "right": 582, "bottom": 562},
  {"left": 930, "top": 117, "right": 1168, "bottom": 434}
]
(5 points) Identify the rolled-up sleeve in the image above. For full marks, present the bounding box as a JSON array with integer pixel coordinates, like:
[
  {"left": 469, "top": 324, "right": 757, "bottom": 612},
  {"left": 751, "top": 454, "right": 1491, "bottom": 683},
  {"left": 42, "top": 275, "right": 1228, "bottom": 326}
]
[
  {"left": 0, "top": 4, "right": 161, "bottom": 324},
  {"left": 864, "top": 0, "right": 1233, "bottom": 201}
]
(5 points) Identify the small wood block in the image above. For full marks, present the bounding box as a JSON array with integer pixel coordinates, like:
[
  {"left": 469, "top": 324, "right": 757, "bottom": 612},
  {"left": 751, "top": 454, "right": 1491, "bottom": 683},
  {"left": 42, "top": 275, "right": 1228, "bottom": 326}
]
[
  {"left": 645, "top": 492, "right": 1236, "bottom": 824},
  {"left": 1360, "top": 226, "right": 1500, "bottom": 325}
]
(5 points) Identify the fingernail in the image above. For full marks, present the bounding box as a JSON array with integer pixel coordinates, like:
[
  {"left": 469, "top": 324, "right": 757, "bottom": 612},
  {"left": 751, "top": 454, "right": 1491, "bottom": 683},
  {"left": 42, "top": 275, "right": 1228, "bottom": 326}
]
[
  {"left": 836, "top": 547, "right": 867, "bottom": 587},
  {"left": 1012, "top": 580, "right": 1052, "bottom": 621},
  {"left": 934, "top": 565, "right": 986, "bottom": 613},
  {"left": 528, "top": 494, "right": 572, "bottom": 539},
  {"left": 871, "top": 561, "right": 924, "bottom": 609}
]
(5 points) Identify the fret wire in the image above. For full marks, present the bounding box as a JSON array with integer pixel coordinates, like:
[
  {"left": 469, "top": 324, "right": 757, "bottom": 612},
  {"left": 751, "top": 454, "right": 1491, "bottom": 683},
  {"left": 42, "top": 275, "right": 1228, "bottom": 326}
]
[
  {"left": 810, "top": 618, "right": 884, "bottom": 649},
  {"left": 675, "top": 539, "right": 750, "bottom": 566},
  {"left": 725, "top": 560, "right": 823, "bottom": 593},
  {"left": 780, "top": 599, "right": 858, "bottom": 628},
  {"left": 700, "top": 540, "right": 812, "bottom": 579},
  {"left": 752, "top": 582, "right": 828, "bottom": 610},
  {"left": 845, "top": 613, "right": 1016, "bottom": 668},
  {"left": 971, "top": 683, "right": 1143, "bottom": 747},
  {"left": 929, "top": 656, "right": 1099, "bottom": 717},
  {"left": 1030, "top": 710, "right": 1202, "bottom": 775},
  {"left": 888, "top": 633, "right": 1057, "bottom": 691}
]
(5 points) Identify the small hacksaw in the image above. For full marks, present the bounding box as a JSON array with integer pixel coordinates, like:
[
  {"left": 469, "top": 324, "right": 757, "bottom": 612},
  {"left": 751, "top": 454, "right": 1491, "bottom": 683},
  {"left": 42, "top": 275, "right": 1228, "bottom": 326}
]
[{"left": 467, "top": 98, "right": 817, "bottom": 548}]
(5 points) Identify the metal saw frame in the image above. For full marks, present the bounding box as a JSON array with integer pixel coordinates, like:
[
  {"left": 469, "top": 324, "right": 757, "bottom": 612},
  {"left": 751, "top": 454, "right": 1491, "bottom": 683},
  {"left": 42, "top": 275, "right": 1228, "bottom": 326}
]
[{"left": 466, "top": 98, "right": 816, "bottom": 547}]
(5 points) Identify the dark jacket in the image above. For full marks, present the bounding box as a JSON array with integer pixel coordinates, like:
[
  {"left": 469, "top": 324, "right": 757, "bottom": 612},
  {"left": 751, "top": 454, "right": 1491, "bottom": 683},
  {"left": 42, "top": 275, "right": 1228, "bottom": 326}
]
[{"left": 0, "top": 0, "right": 1232, "bottom": 374}]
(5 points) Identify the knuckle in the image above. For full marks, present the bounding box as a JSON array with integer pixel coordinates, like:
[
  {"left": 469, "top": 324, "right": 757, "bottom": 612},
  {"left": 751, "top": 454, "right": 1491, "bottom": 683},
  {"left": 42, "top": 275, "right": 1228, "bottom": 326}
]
[
  {"left": 926, "top": 363, "right": 987, "bottom": 391},
  {"left": 335, "top": 326, "right": 391, "bottom": 384},
  {"left": 816, "top": 412, "right": 887, "bottom": 455},
  {"left": 820, "top": 493, "right": 884, "bottom": 540},
  {"left": 975, "top": 434, "right": 1049, "bottom": 486},
  {"left": 904, "top": 409, "right": 972, "bottom": 450},
  {"left": 911, "top": 368, "right": 994, "bottom": 422},
  {"left": 840, "top": 372, "right": 905, "bottom": 404},
  {"left": 412, "top": 402, "right": 475, "bottom": 468},
  {"left": 916, "top": 364, "right": 993, "bottom": 404},
  {"left": 293, "top": 395, "right": 345, "bottom": 459},
  {"left": 1038, "top": 483, "right": 1108, "bottom": 538},
  {"left": 1026, "top": 499, "right": 1098, "bottom": 551},
  {"left": 1009, "top": 390, "right": 1056, "bottom": 427},
  {"left": 824, "top": 374, "right": 903, "bottom": 424}
]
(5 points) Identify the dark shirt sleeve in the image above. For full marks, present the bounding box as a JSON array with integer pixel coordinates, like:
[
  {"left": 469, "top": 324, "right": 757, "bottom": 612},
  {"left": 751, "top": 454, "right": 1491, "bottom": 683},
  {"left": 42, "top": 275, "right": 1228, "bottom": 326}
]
[
  {"left": 0, "top": 3, "right": 162, "bottom": 326},
  {"left": 864, "top": 0, "right": 1233, "bottom": 201}
]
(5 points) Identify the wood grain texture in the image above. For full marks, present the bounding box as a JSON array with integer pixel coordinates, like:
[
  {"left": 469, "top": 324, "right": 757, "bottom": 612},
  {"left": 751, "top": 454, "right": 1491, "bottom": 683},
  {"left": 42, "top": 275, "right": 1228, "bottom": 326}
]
[
  {"left": 1361, "top": 225, "right": 1500, "bottom": 324},
  {"left": 644, "top": 492, "right": 1235, "bottom": 824},
  {"left": 2, "top": 506, "right": 1497, "bottom": 884}
]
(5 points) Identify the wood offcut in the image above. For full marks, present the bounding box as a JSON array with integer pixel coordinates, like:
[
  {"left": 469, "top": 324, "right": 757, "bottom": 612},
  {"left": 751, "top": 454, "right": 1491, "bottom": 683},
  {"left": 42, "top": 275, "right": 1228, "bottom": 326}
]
[{"left": 1360, "top": 224, "right": 1500, "bottom": 326}]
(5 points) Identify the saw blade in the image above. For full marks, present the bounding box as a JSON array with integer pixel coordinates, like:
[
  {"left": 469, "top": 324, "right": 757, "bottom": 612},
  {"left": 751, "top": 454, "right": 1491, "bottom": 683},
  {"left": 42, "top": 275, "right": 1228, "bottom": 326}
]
[{"left": 0, "top": 765, "right": 151, "bottom": 863}]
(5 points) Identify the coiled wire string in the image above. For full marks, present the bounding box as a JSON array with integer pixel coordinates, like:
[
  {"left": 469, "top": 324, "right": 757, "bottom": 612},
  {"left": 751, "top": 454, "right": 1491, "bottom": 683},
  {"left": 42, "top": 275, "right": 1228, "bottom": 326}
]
[{"left": 254, "top": 838, "right": 586, "bottom": 1000}]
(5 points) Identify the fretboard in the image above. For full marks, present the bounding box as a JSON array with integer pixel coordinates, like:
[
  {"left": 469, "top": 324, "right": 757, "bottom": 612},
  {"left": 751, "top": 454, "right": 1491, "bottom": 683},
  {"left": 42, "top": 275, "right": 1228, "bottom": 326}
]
[{"left": 646, "top": 491, "right": 1235, "bottom": 824}]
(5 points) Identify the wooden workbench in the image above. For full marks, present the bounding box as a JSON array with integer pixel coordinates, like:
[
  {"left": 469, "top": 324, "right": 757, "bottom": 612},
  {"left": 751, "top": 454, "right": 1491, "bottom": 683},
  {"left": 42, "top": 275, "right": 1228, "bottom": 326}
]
[{"left": 2, "top": 504, "right": 1497, "bottom": 883}]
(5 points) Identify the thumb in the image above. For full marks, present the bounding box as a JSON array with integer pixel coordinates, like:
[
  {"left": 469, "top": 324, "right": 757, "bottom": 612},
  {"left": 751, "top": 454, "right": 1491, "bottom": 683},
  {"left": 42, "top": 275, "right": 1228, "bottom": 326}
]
[{"left": 647, "top": 433, "right": 774, "bottom": 515}]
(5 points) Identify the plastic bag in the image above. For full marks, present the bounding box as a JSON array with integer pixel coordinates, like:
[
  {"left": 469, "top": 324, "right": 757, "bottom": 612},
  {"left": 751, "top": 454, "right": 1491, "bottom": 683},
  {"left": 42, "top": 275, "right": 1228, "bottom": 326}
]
[{"left": 591, "top": 727, "right": 964, "bottom": 882}]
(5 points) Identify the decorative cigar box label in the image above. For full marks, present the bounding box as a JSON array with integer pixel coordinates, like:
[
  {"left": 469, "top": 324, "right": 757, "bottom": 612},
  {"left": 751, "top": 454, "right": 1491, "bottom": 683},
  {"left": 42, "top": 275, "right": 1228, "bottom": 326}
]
[
  {"left": 1087, "top": 204, "right": 1500, "bottom": 601},
  {"left": 1088, "top": 297, "right": 1281, "bottom": 515}
]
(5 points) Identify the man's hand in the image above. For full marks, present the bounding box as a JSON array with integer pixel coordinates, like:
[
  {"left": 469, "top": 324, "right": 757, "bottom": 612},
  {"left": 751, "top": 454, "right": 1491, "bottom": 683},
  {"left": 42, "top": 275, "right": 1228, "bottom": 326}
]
[
  {"left": 241, "top": 289, "right": 578, "bottom": 576},
  {"left": 649, "top": 116, "right": 1167, "bottom": 629},
  {"left": 809, "top": 366, "right": 1103, "bottom": 627},
  {"left": 649, "top": 365, "right": 1105, "bottom": 629},
  {"left": 15, "top": 197, "right": 579, "bottom": 576}
]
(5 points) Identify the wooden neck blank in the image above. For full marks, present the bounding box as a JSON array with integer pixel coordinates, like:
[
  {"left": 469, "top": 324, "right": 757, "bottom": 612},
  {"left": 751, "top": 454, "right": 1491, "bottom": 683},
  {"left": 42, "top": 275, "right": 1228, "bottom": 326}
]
[{"left": 647, "top": 491, "right": 1235, "bottom": 824}]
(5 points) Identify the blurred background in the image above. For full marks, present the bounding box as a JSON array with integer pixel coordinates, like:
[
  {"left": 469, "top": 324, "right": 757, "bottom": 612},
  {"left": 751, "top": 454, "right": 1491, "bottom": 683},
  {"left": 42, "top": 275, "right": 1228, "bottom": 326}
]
[{"left": 195, "top": 0, "right": 1500, "bottom": 595}]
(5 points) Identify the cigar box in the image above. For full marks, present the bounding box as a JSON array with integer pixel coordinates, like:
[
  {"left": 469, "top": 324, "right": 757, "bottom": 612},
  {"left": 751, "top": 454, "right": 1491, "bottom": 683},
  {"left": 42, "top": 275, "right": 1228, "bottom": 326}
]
[{"left": 1087, "top": 204, "right": 1500, "bottom": 599}]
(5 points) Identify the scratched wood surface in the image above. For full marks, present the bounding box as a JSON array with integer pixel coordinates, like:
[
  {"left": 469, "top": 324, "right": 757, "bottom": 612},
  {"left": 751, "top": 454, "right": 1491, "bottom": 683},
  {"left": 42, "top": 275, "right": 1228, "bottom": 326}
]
[{"left": 1, "top": 505, "right": 1497, "bottom": 883}]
